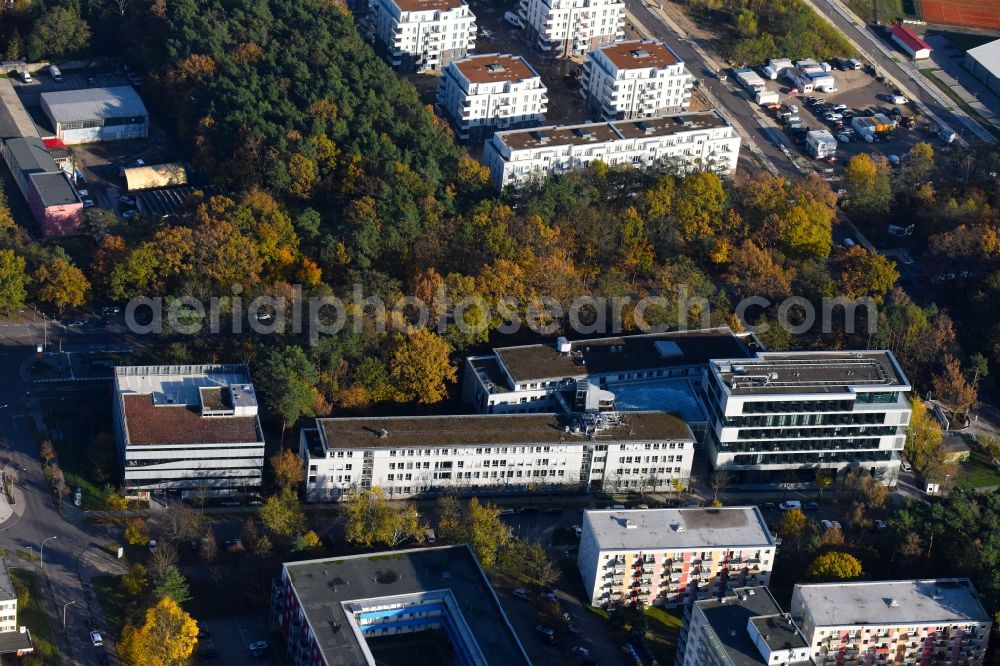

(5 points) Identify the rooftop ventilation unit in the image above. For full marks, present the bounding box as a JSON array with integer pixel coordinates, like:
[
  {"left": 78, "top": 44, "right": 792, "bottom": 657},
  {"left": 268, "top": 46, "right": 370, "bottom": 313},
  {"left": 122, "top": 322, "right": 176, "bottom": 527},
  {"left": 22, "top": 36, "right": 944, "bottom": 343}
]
[
  {"left": 485, "top": 63, "right": 506, "bottom": 73},
  {"left": 888, "top": 598, "right": 900, "bottom": 608},
  {"left": 672, "top": 523, "right": 686, "bottom": 532},
  {"left": 557, "top": 336, "right": 572, "bottom": 354},
  {"left": 377, "top": 428, "right": 390, "bottom": 438},
  {"left": 574, "top": 127, "right": 592, "bottom": 139},
  {"left": 625, "top": 519, "right": 637, "bottom": 529},
  {"left": 630, "top": 49, "right": 650, "bottom": 59},
  {"left": 531, "top": 130, "right": 549, "bottom": 144}
]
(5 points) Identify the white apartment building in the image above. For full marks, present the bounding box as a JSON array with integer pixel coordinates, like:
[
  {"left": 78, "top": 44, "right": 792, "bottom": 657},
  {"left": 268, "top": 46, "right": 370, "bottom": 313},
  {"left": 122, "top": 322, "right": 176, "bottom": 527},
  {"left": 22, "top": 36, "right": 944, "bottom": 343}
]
[
  {"left": 790, "top": 579, "right": 991, "bottom": 665},
  {"left": 483, "top": 110, "right": 741, "bottom": 189},
  {"left": 372, "top": 0, "right": 476, "bottom": 73},
  {"left": 298, "top": 411, "right": 694, "bottom": 501},
  {"left": 437, "top": 54, "right": 547, "bottom": 145},
  {"left": 518, "top": 0, "right": 624, "bottom": 57},
  {"left": 677, "top": 586, "right": 811, "bottom": 666},
  {"left": 577, "top": 507, "right": 776, "bottom": 609},
  {"left": 582, "top": 40, "right": 692, "bottom": 120},
  {"left": 0, "top": 557, "right": 32, "bottom": 656},
  {"left": 112, "top": 365, "right": 265, "bottom": 497},
  {"left": 702, "top": 351, "right": 912, "bottom": 487}
]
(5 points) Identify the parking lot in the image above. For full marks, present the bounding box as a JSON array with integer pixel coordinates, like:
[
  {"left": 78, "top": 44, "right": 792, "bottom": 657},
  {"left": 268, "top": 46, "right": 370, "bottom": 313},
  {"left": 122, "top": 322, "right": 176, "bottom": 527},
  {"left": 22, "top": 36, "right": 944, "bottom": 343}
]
[
  {"left": 199, "top": 615, "right": 277, "bottom": 665},
  {"left": 755, "top": 64, "right": 939, "bottom": 173},
  {"left": 8, "top": 64, "right": 183, "bottom": 218}
]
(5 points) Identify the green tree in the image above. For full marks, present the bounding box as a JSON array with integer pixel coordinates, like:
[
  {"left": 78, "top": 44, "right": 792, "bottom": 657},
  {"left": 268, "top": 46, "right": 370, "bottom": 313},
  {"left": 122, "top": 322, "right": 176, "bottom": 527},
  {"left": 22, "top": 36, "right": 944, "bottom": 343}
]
[
  {"left": 27, "top": 7, "right": 92, "bottom": 61},
  {"left": 814, "top": 471, "right": 834, "bottom": 499},
  {"left": 258, "top": 345, "right": 319, "bottom": 441},
  {"left": 902, "top": 142, "right": 935, "bottom": 187},
  {"left": 435, "top": 495, "right": 462, "bottom": 544},
  {"left": 834, "top": 246, "right": 898, "bottom": 304},
  {"left": 0, "top": 249, "right": 27, "bottom": 313},
  {"left": 344, "top": 487, "right": 426, "bottom": 547},
  {"left": 807, "top": 551, "right": 863, "bottom": 580},
  {"left": 258, "top": 488, "right": 306, "bottom": 541},
  {"left": 153, "top": 565, "right": 191, "bottom": 605},
  {"left": 844, "top": 153, "right": 892, "bottom": 215}
]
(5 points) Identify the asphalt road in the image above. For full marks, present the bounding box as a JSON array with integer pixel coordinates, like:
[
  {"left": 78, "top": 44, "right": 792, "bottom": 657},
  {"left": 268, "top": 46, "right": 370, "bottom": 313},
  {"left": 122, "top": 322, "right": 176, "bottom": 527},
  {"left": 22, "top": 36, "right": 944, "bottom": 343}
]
[
  {"left": 622, "top": 0, "right": 804, "bottom": 180},
  {"left": 0, "top": 346, "right": 125, "bottom": 666}
]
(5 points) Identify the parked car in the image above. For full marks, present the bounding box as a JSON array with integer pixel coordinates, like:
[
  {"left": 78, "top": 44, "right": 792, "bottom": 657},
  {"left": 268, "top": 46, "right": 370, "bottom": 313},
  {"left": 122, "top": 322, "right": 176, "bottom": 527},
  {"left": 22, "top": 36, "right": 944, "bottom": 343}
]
[
  {"left": 90, "top": 631, "right": 103, "bottom": 647},
  {"left": 503, "top": 11, "right": 524, "bottom": 27},
  {"left": 148, "top": 539, "right": 158, "bottom": 552},
  {"left": 837, "top": 133, "right": 851, "bottom": 143},
  {"left": 542, "top": 589, "right": 558, "bottom": 603},
  {"left": 833, "top": 103, "right": 847, "bottom": 111},
  {"left": 901, "top": 461, "right": 913, "bottom": 472},
  {"left": 887, "top": 154, "right": 901, "bottom": 166},
  {"left": 571, "top": 646, "right": 592, "bottom": 658},
  {"left": 499, "top": 507, "right": 515, "bottom": 515},
  {"left": 425, "top": 529, "right": 435, "bottom": 544},
  {"left": 779, "top": 501, "right": 801, "bottom": 510},
  {"left": 48, "top": 64, "right": 62, "bottom": 82},
  {"left": 890, "top": 94, "right": 908, "bottom": 104},
  {"left": 821, "top": 519, "right": 834, "bottom": 531},
  {"left": 248, "top": 640, "right": 268, "bottom": 658},
  {"left": 804, "top": 501, "right": 820, "bottom": 511},
  {"left": 536, "top": 625, "right": 555, "bottom": 642},
  {"left": 831, "top": 520, "right": 843, "bottom": 531},
  {"left": 513, "top": 588, "right": 531, "bottom": 601},
  {"left": 874, "top": 519, "right": 888, "bottom": 531},
  {"left": 16, "top": 70, "right": 31, "bottom": 83}
]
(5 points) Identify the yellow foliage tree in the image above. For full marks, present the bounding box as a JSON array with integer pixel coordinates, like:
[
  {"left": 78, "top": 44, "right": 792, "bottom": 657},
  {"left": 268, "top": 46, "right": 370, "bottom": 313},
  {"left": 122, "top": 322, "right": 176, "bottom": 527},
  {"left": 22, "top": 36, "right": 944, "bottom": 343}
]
[
  {"left": 390, "top": 329, "right": 456, "bottom": 404},
  {"left": 119, "top": 597, "right": 199, "bottom": 666},
  {"left": 807, "top": 551, "right": 863, "bottom": 580},
  {"left": 34, "top": 257, "right": 89, "bottom": 312}
]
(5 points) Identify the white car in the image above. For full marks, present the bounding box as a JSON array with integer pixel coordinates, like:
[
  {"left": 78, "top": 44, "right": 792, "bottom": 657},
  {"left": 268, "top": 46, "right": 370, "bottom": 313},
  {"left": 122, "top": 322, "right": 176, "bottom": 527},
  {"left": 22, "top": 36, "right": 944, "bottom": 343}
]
[
  {"left": 890, "top": 94, "right": 908, "bottom": 104},
  {"left": 901, "top": 461, "right": 913, "bottom": 472},
  {"left": 572, "top": 525, "right": 582, "bottom": 537},
  {"left": 887, "top": 154, "right": 901, "bottom": 166},
  {"left": 831, "top": 520, "right": 843, "bottom": 531},
  {"left": 503, "top": 11, "right": 524, "bottom": 28},
  {"left": 778, "top": 501, "right": 801, "bottom": 510},
  {"left": 148, "top": 539, "right": 158, "bottom": 552},
  {"left": 90, "top": 631, "right": 103, "bottom": 647},
  {"left": 820, "top": 519, "right": 834, "bottom": 531}
]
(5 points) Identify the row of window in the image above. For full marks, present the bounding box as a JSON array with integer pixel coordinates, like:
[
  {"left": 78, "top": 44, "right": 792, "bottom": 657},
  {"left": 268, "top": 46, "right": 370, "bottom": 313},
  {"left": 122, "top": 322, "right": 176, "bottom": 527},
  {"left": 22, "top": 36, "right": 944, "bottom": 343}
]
[
  {"left": 385, "top": 469, "right": 569, "bottom": 482},
  {"left": 730, "top": 450, "right": 894, "bottom": 465},
  {"left": 735, "top": 425, "right": 902, "bottom": 440},
  {"left": 724, "top": 411, "right": 887, "bottom": 428},
  {"left": 715, "top": 438, "right": 884, "bottom": 453}
]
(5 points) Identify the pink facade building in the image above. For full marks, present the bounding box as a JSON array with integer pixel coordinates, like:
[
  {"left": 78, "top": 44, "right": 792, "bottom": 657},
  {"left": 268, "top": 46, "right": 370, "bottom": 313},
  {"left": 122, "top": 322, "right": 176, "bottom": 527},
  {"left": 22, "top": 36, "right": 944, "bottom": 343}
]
[{"left": 1, "top": 138, "right": 81, "bottom": 236}]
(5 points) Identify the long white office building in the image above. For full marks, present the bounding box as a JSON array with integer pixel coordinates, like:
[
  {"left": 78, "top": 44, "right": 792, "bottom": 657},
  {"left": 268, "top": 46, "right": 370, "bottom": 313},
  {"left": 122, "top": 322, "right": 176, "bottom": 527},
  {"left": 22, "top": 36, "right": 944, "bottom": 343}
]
[
  {"left": 483, "top": 110, "right": 740, "bottom": 189},
  {"left": 581, "top": 40, "right": 693, "bottom": 120},
  {"left": 437, "top": 54, "right": 547, "bottom": 145},
  {"left": 790, "top": 579, "right": 991, "bottom": 665},
  {"left": 702, "top": 351, "right": 912, "bottom": 486},
  {"left": 372, "top": 0, "right": 476, "bottom": 73},
  {"left": 577, "top": 507, "right": 776, "bottom": 609},
  {"left": 298, "top": 411, "right": 694, "bottom": 501},
  {"left": 518, "top": 0, "right": 624, "bottom": 57},
  {"left": 112, "top": 365, "right": 265, "bottom": 497}
]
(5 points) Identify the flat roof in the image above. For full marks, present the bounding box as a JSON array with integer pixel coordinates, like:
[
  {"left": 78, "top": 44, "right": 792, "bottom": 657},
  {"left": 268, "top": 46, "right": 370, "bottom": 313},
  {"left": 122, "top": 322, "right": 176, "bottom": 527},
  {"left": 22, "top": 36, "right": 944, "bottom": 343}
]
[
  {"left": 967, "top": 38, "right": 1000, "bottom": 76},
  {"left": 393, "top": 0, "right": 465, "bottom": 11},
  {"left": 30, "top": 171, "right": 80, "bottom": 207},
  {"left": 0, "top": 629, "right": 32, "bottom": 655},
  {"left": 0, "top": 559, "right": 15, "bottom": 602},
  {"left": 496, "top": 110, "right": 731, "bottom": 151},
  {"left": 583, "top": 506, "right": 774, "bottom": 551},
  {"left": 794, "top": 579, "right": 990, "bottom": 627},
  {"left": 607, "top": 378, "right": 707, "bottom": 421},
  {"left": 40, "top": 86, "right": 148, "bottom": 123},
  {"left": 596, "top": 40, "right": 680, "bottom": 70},
  {"left": 318, "top": 411, "right": 692, "bottom": 450},
  {"left": 453, "top": 54, "right": 538, "bottom": 84},
  {"left": 116, "top": 365, "right": 262, "bottom": 447},
  {"left": 0, "top": 78, "right": 39, "bottom": 140},
  {"left": 494, "top": 328, "right": 755, "bottom": 383},
  {"left": 713, "top": 351, "right": 909, "bottom": 395},
  {"left": 697, "top": 588, "right": 809, "bottom": 666},
  {"left": 283, "top": 546, "right": 530, "bottom": 666},
  {"left": 4, "top": 136, "right": 58, "bottom": 173}
]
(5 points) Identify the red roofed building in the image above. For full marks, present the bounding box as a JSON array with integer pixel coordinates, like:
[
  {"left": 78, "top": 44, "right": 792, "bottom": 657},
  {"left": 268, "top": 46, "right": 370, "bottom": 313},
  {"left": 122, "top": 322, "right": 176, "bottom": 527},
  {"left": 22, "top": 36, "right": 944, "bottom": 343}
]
[{"left": 890, "top": 24, "right": 932, "bottom": 59}]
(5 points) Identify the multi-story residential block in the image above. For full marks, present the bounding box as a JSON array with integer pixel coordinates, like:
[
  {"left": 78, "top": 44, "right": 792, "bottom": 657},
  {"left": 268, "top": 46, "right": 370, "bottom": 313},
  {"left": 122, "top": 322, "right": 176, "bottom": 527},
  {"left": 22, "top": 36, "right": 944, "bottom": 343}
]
[
  {"left": 581, "top": 40, "right": 692, "bottom": 120},
  {"left": 461, "top": 328, "right": 758, "bottom": 430},
  {"left": 677, "top": 586, "right": 811, "bottom": 666},
  {"left": 0, "top": 558, "right": 32, "bottom": 656},
  {"left": 112, "top": 365, "right": 265, "bottom": 498},
  {"left": 437, "top": 54, "right": 547, "bottom": 144},
  {"left": 483, "top": 110, "right": 740, "bottom": 189},
  {"left": 702, "top": 351, "right": 912, "bottom": 486},
  {"left": 790, "top": 579, "right": 991, "bottom": 665},
  {"left": 518, "top": 0, "right": 624, "bottom": 57},
  {"left": 271, "top": 545, "right": 531, "bottom": 666},
  {"left": 299, "top": 411, "right": 694, "bottom": 501},
  {"left": 577, "top": 507, "right": 776, "bottom": 608},
  {"left": 371, "top": 0, "right": 476, "bottom": 72}
]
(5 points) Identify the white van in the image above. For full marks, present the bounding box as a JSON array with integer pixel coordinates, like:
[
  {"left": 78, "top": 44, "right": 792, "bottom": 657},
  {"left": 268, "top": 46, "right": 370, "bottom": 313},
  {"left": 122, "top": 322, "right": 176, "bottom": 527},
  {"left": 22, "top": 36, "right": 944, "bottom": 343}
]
[
  {"left": 48, "top": 64, "right": 62, "bottom": 82},
  {"left": 16, "top": 70, "right": 31, "bottom": 83},
  {"left": 504, "top": 11, "right": 524, "bottom": 28}
]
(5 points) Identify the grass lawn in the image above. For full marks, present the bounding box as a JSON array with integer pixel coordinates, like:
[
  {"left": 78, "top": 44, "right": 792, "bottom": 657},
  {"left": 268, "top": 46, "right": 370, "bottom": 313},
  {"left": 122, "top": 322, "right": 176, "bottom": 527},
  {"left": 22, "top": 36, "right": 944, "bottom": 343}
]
[
  {"left": 958, "top": 451, "right": 1000, "bottom": 488},
  {"left": 16, "top": 550, "right": 38, "bottom": 563},
  {"left": 92, "top": 576, "right": 128, "bottom": 640},
  {"left": 11, "top": 568, "right": 62, "bottom": 665},
  {"left": 845, "top": 0, "right": 912, "bottom": 23}
]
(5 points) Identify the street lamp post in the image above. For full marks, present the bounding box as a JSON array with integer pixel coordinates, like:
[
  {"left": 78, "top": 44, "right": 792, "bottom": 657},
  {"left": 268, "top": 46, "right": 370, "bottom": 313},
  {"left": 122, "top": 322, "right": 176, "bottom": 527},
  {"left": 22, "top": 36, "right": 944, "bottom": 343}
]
[
  {"left": 40, "top": 536, "right": 57, "bottom": 570},
  {"left": 62, "top": 600, "right": 77, "bottom": 631}
]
